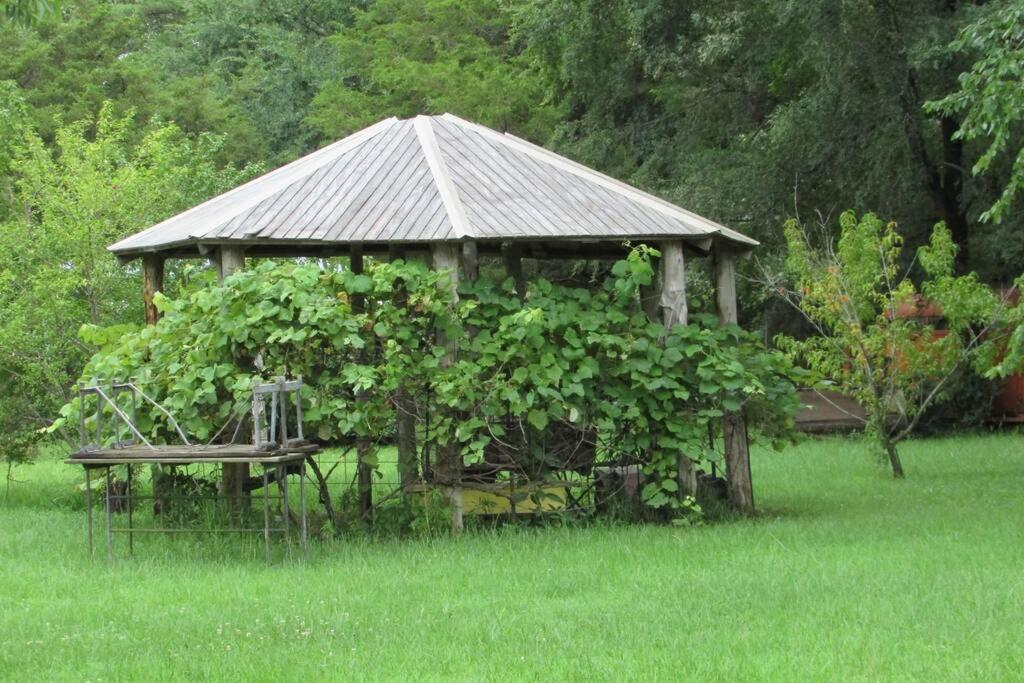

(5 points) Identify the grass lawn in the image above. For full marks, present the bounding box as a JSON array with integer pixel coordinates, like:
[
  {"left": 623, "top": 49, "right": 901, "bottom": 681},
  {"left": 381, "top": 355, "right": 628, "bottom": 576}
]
[{"left": 1, "top": 432, "right": 1023, "bottom": 681}]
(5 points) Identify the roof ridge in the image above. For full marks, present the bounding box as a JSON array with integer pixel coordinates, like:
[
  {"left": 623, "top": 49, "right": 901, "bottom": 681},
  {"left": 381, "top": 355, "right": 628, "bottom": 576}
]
[
  {"left": 413, "top": 115, "right": 472, "bottom": 239},
  {"left": 109, "top": 117, "right": 400, "bottom": 252}
]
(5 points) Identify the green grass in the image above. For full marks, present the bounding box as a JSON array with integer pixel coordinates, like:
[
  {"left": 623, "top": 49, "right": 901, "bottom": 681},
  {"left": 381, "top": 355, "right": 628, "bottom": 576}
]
[{"left": 2, "top": 432, "right": 1023, "bottom": 681}]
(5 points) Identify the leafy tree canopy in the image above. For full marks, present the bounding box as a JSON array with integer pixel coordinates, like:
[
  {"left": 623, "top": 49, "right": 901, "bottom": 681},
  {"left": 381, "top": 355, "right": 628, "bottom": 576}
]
[
  {"left": 773, "top": 211, "right": 1005, "bottom": 477},
  {"left": 0, "top": 88, "right": 256, "bottom": 449},
  {"left": 928, "top": 1, "right": 1024, "bottom": 224},
  {"left": 309, "top": 0, "right": 556, "bottom": 140}
]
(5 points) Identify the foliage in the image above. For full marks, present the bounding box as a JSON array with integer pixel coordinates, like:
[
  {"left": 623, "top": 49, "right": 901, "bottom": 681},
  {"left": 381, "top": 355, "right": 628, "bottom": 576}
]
[
  {"left": 134, "top": 0, "right": 360, "bottom": 165},
  {"left": 1, "top": 428, "right": 38, "bottom": 498},
  {"left": 58, "top": 250, "right": 800, "bottom": 518},
  {"left": 927, "top": 1, "right": 1024, "bottom": 224},
  {"left": 55, "top": 259, "right": 453, "bottom": 446},
  {"left": 308, "top": 0, "right": 555, "bottom": 141},
  {"left": 0, "top": 0, "right": 355, "bottom": 166},
  {"left": 0, "top": 1, "right": 153, "bottom": 144},
  {"left": 773, "top": 211, "right": 1003, "bottom": 477},
  {"left": 1, "top": 0, "right": 59, "bottom": 26},
  {"left": 0, "top": 92, "right": 256, "bottom": 449},
  {"left": 444, "top": 251, "right": 799, "bottom": 510},
  {"left": 515, "top": 0, "right": 1024, "bottom": 283},
  {"left": 3, "top": 0, "right": 1024, "bottom": 294},
  {"left": 4, "top": 0, "right": 1023, "bottom": 473}
]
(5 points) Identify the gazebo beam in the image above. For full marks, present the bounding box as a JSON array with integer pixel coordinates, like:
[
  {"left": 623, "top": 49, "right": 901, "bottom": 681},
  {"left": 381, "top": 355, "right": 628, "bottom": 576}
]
[
  {"left": 115, "top": 236, "right": 726, "bottom": 264},
  {"left": 659, "top": 241, "right": 688, "bottom": 328},
  {"left": 461, "top": 239, "right": 479, "bottom": 280},
  {"left": 638, "top": 243, "right": 662, "bottom": 323},
  {"left": 218, "top": 245, "right": 246, "bottom": 281},
  {"left": 431, "top": 242, "right": 464, "bottom": 535},
  {"left": 142, "top": 253, "right": 167, "bottom": 509},
  {"left": 714, "top": 243, "right": 754, "bottom": 514}
]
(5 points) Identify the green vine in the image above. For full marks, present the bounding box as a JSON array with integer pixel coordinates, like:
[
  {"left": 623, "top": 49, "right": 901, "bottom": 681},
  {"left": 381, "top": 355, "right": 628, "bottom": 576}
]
[{"left": 56, "top": 248, "right": 800, "bottom": 516}]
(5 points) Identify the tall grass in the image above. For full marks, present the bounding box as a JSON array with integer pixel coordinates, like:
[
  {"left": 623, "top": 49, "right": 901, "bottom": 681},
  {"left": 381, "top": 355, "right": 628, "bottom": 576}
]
[{"left": 1, "top": 432, "right": 1022, "bottom": 681}]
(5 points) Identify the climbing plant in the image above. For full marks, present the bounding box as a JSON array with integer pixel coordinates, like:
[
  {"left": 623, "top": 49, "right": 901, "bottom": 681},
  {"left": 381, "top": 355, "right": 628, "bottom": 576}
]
[{"left": 56, "top": 248, "right": 800, "bottom": 518}]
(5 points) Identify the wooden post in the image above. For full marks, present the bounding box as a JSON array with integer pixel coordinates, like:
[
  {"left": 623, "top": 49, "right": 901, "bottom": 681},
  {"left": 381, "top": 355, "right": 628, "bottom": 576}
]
[
  {"left": 350, "top": 245, "right": 374, "bottom": 521},
  {"left": 658, "top": 241, "right": 697, "bottom": 499},
  {"left": 461, "top": 239, "right": 479, "bottom": 281},
  {"left": 659, "top": 242, "right": 688, "bottom": 328},
  {"left": 389, "top": 246, "right": 419, "bottom": 494},
  {"left": 142, "top": 255, "right": 165, "bottom": 326},
  {"left": 714, "top": 244, "right": 754, "bottom": 514},
  {"left": 218, "top": 246, "right": 245, "bottom": 281},
  {"left": 639, "top": 254, "right": 661, "bottom": 324},
  {"left": 217, "top": 246, "right": 249, "bottom": 510},
  {"left": 432, "top": 242, "right": 463, "bottom": 534},
  {"left": 501, "top": 242, "right": 526, "bottom": 300},
  {"left": 143, "top": 254, "right": 167, "bottom": 509},
  {"left": 461, "top": 239, "right": 480, "bottom": 341}
]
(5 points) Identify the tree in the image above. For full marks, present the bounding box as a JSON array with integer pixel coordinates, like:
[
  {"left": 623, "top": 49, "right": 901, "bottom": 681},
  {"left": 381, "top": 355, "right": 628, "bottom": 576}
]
[
  {"left": 0, "top": 88, "right": 256, "bottom": 451},
  {"left": 309, "top": 0, "right": 556, "bottom": 140},
  {"left": 133, "top": 0, "right": 361, "bottom": 165},
  {"left": 516, "top": 1, "right": 1019, "bottom": 280},
  {"left": 771, "top": 211, "right": 1002, "bottom": 477},
  {"left": 0, "top": 0, "right": 358, "bottom": 167},
  {"left": 927, "top": 1, "right": 1024, "bottom": 225},
  {"left": 2, "top": 0, "right": 59, "bottom": 26}
]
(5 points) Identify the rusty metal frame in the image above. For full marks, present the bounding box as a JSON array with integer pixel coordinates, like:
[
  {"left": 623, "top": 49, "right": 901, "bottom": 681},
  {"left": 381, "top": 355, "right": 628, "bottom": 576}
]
[{"left": 80, "top": 457, "right": 308, "bottom": 563}]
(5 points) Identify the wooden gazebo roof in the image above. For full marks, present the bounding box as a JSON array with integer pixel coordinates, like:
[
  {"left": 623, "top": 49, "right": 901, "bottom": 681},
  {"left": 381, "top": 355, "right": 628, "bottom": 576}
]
[{"left": 109, "top": 114, "right": 756, "bottom": 260}]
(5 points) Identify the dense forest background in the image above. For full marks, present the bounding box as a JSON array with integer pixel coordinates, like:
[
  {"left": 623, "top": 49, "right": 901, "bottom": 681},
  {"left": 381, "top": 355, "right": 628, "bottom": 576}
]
[{"left": 1, "top": 0, "right": 1023, "bottom": 445}]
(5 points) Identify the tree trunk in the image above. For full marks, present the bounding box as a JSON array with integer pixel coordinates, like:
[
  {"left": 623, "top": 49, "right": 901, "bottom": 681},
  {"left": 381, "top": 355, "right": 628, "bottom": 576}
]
[
  {"left": 884, "top": 440, "right": 905, "bottom": 479},
  {"left": 938, "top": 115, "right": 969, "bottom": 272},
  {"left": 714, "top": 245, "right": 755, "bottom": 514},
  {"left": 886, "top": 9, "right": 970, "bottom": 273}
]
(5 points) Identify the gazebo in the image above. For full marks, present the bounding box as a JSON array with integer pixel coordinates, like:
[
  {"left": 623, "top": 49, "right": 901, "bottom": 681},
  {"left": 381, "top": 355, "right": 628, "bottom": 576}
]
[{"left": 109, "top": 113, "right": 759, "bottom": 519}]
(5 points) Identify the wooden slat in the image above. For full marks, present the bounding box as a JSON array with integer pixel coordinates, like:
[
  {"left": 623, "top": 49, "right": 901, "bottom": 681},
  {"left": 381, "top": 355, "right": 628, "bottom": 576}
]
[
  {"left": 286, "top": 127, "right": 402, "bottom": 240},
  {"left": 440, "top": 116, "right": 594, "bottom": 236},
  {"left": 109, "top": 118, "right": 397, "bottom": 252},
  {"left": 312, "top": 122, "right": 418, "bottom": 241},
  {"left": 68, "top": 443, "right": 319, "bottom": 464},
  {"left": 345, "top": 137, "right": 433, "bottom": 242},
  {"left": 445, "top": 113, "right": 756, "bottom": 245},
  {"left": 360, "top": 157, "right": 434, "bottom": 241},
  {"left": 377, "top": 161, "right": 448, "bottom": 241},
  {"left": 434, "top": 117, "right": 558, "bottom": 238}
]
